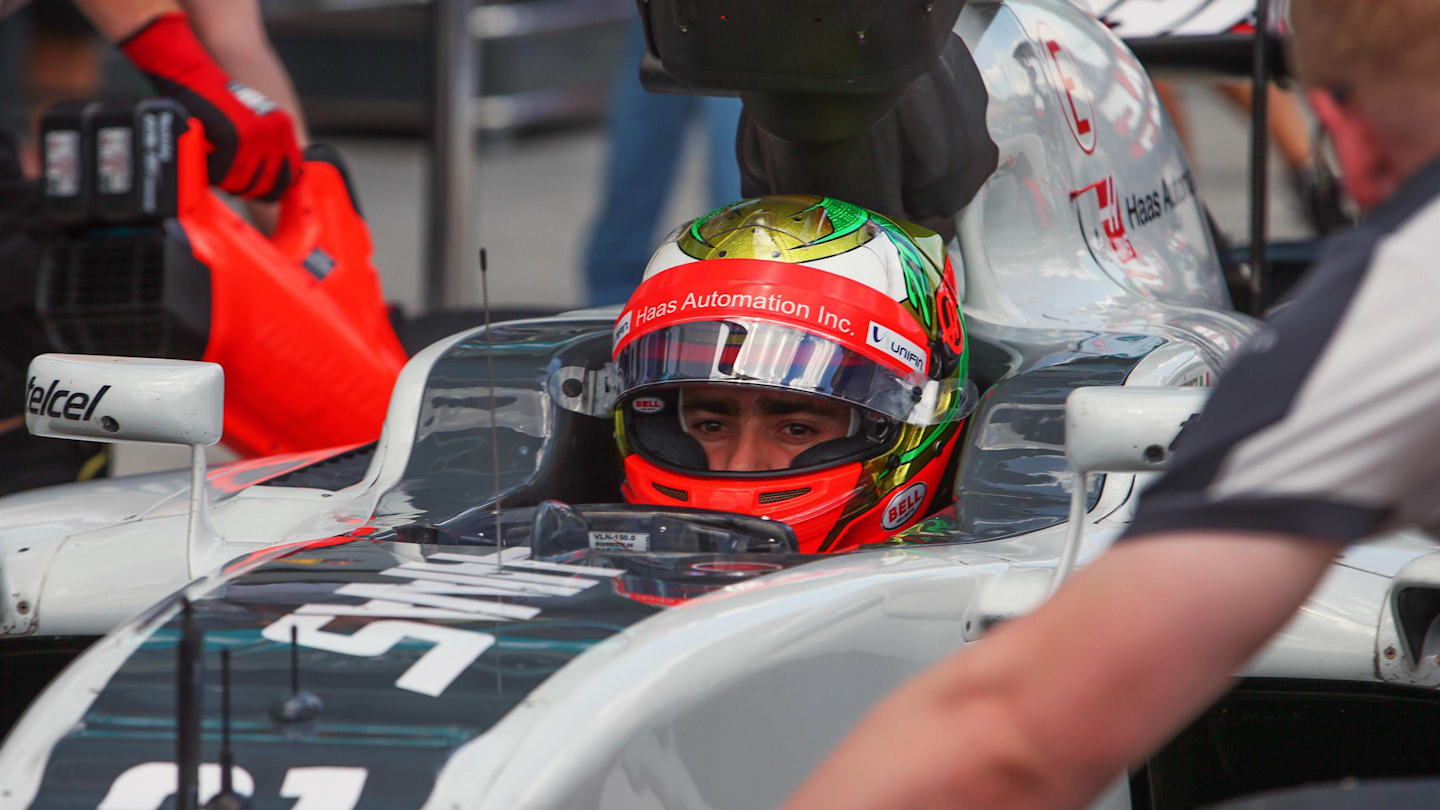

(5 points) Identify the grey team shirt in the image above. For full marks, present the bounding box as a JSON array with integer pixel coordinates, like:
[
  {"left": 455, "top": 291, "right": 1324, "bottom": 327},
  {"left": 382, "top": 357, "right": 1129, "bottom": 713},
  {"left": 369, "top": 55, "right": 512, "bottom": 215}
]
[{"left": 1126, "top": 157, "right": 1440, "bottom": 543}]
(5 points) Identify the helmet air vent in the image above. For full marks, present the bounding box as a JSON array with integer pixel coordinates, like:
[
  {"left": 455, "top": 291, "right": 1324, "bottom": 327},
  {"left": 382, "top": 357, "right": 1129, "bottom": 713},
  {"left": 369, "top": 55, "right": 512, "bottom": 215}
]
[
  {"left": 759, "top": 487, "right": 812, "bottom": 504},
  {"left": 652, "top": 482, "right": 690, "bottom": 502}
]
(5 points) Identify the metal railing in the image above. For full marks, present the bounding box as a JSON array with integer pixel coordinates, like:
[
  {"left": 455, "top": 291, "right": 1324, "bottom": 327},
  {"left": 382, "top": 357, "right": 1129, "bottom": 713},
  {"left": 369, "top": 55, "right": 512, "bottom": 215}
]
[{"left": 266, "top": 0, "right": 632, "bottom": 310}]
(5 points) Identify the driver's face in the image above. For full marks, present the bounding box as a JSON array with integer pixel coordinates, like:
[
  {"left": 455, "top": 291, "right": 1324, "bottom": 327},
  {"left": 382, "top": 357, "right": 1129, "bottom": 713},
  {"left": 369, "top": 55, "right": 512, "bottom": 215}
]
[{"left": 680, "top": 385, "right": 852, "bottom": 472}]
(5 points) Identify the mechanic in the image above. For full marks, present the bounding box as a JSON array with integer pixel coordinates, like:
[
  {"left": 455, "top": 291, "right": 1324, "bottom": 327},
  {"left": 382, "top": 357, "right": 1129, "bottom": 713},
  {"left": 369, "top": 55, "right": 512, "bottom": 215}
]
[
  {"left": 0, "top": 0, "right": 305, "bottom": 496},
  {"left": 781, "top": 1, "right": 1440, "bottom": 808},
  {"left": 63, "top": 0, "right": 304, "bottom": 200},
  {"left": 609, "top": 194, "right": 976, "bottom": 554}
]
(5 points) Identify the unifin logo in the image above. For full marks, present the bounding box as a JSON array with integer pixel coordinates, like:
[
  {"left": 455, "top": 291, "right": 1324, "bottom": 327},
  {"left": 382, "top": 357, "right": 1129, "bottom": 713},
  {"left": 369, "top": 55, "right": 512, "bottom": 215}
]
[
  {"left": 25, "top": 376, "right": 110, "bottom": 422},
  {"left": 867, "top": 321, "right": 928, "bottom": 375},
  {"left": 881, "top": 482, "right": 927, "bottom": 530},
  {"left": 612, "top": 311, "right": 633, "bottom": 348}
]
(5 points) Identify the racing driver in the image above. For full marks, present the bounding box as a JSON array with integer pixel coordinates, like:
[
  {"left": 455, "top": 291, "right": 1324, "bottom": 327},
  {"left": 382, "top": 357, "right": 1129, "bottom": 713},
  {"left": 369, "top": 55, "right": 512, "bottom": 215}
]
[{"left": 609, "top": 195, "right": 976, "bottom": 553}]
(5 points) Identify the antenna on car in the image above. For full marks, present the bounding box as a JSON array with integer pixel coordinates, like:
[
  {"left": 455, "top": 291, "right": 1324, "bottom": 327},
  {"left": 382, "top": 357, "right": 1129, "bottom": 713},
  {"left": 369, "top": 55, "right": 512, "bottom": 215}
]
[
  {"left": 479, "top": 246, "right": 505, "bottom": 563},
  {"left": 202, "top": 649, "right": 249, "bottom": 810},
  {"left": 176, "top": 597, "right": 203, "bottom": 810},
  {"left": 269, "top": 624, "right": 322, "bottom": 726}
]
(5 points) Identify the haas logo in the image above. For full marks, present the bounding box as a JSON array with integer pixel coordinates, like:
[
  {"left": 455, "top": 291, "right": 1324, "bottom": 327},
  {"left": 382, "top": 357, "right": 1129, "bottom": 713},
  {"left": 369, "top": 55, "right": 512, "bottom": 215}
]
[
  {"left": 1039, "top": 22, "right": 1096, "bottom": 155},
  {"left": 1072, "top": 176, "right": 1138, "bottom": 263},
  {"left": 881, "top": 482, "right": 928, "bottom": 530}
]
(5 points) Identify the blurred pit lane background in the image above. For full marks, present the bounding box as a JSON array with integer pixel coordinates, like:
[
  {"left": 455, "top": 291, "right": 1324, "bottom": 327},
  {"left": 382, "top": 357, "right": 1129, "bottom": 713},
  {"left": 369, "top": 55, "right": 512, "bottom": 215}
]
[{"left": 0, "top": 0, "right": 1313, "bottom": 474}]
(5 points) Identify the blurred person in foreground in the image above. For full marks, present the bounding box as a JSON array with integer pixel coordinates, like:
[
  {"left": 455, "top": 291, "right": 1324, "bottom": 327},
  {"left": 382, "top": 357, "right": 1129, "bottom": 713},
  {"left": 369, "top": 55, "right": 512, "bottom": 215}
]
[
  {"left": 782, "top": 2, "right": 1440, "bottom": 808},
  {"left": 0, "top": 0, "right": 306, "bottom": 495}
]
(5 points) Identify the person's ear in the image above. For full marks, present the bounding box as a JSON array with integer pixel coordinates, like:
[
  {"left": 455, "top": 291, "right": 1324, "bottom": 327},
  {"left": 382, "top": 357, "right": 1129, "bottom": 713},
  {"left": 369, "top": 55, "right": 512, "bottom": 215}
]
[{"left": 1308, "top": 86, "right": 1392, "bottom": 211}]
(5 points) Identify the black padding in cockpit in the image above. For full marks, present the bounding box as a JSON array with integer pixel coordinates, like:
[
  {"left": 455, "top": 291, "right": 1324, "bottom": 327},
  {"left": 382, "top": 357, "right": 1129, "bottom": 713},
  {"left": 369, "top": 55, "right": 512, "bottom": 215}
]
[{"left": 626, "top": 390, "right": 709, "bottom": 470}]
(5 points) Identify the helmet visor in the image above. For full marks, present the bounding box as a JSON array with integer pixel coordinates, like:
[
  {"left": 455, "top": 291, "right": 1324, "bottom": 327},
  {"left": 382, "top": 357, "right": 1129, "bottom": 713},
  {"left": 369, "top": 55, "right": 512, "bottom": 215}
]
[{"left": 615, "top": 319, "right": 952, "bottom": 425}]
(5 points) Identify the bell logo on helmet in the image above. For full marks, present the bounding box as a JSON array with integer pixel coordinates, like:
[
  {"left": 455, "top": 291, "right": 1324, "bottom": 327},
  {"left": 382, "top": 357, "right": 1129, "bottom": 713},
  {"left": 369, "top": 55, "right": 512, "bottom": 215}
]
[
  {"left": 882, "top": 482, "right": 928, "bottom": 530},
  {"left": 631, "top": 397, "right": 665, "bottom": 414}
]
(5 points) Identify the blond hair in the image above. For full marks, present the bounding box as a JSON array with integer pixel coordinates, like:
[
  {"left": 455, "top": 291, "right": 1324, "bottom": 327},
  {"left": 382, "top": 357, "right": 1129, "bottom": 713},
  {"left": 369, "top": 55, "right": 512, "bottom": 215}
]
[
  {"left": 1290, "top": 0, "right": 1440, "bottom": 139},
  {"left": 1290, "top": 2, "right": 1440, "bottom": 97}
]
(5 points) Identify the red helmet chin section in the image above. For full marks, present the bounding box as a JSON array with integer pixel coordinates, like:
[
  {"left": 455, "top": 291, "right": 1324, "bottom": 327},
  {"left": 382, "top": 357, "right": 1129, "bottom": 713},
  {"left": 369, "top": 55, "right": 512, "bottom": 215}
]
[
  {"left": 622, "top": 455, "right": 857, "bottom": 554},
  {"left": 820, "top": 444, "right": 956, "bottom": 553},
  {"left": 621, "top": 432, "right": 959, "bottom": 554}
]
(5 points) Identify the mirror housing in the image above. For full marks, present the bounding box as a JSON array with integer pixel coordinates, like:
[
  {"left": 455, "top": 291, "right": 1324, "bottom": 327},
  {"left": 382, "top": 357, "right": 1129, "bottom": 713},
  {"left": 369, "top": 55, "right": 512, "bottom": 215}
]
[
  {"left": 1065, "top": 387, "right": 1210, "bottom": 474},
  {"left": 1050, "top": 386, "right": 1211, "bottom": 595},
  {"left": 25, "top": 354, "right": 223, "bottom": 447}
]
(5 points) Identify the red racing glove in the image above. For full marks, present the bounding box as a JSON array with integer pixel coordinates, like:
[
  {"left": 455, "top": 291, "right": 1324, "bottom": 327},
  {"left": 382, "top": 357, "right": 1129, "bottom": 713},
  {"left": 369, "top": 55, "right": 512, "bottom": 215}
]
[{"left": 120, "top": 12, "right": 302, "bottom": 201}]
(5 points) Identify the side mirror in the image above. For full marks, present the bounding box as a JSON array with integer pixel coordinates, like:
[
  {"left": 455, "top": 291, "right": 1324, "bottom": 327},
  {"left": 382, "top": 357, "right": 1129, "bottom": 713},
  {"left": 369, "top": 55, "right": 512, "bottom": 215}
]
[
  {"left": 1051, "top": 386, "right": 1211, "bottom": 593},
  {"left": 1065, "top": 387, "right": 1210, "bottom": 473},
  {"left": 25, "top": 354, "right": 222, "bottom": 447},
  {"left": 1378, "top": 553, "right": 1440, "bottom": 685},
  {"left": 25, "top": 354, "right": 223, "bottom": 561}
]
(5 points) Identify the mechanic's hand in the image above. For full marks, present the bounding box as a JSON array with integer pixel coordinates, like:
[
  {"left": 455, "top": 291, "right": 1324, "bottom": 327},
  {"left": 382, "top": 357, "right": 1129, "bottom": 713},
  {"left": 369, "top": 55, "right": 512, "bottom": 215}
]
[{"left": 120, "top": 12, "right": 301, "bottom": 202}]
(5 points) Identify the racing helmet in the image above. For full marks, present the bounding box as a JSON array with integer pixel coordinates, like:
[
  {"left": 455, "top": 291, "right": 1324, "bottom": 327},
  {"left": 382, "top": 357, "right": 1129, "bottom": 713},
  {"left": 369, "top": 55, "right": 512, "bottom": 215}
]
[{"left": 611, "top": 195, "right": 975, "bottom": 553}]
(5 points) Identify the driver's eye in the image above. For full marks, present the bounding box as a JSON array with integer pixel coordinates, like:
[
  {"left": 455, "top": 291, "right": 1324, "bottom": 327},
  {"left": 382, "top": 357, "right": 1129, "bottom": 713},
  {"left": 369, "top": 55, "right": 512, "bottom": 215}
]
[
  {"left": 692, "top": 419, "right": 726, "bottom": 435},
  {"left": 781, "top": 423, "right": 815, "bottom": 438}
]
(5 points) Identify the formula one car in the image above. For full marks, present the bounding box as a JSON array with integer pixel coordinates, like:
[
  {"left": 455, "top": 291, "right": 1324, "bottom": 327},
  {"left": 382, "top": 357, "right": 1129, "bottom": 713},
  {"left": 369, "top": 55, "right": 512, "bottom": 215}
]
[{"left": 3, "top": 2, "right": 1439, "bottom": 809}]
